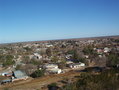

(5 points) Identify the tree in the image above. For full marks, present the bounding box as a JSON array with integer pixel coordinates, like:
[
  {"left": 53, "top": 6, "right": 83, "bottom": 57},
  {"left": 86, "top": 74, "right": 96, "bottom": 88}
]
[
  {"left": 15, "top": 65, "right": 21, "bottom": 70},
  {"left": 23, "top": 47, "right": 32, "bottom": 51},
  {"left": 30, "top": 59, "right": 42, "bottom": 65},
  {"left": 107, "top": 53, "right": 119, "bottom": 66},
  {"left": 30, "top": 69, "right": 44, "bottom": 78},
  {"left": 51, "top": 56, "right": 59, "bottom": 63},
  {"left": 58, "top": 58, "right": 66, "bottom": 69},
  {"left": 3, "top": 55, "right": 15, "bottom": 67},
  {"left": 82, "top": 46, "right": 94, "bottom": 55},
  {"left": 46, "top": 48, "right": 52, "bottom": 56},
  {"left": 22, "top": 56, "right": 30, "bottom": 64},
  {"left": 63, "top": 69, "right": 119, "bottom": 90},
  {"left": 48, "top": 83, "right": 59, "bottom": 90},
  {"left": 72, "top": 50, "right": 79, "bottom": 60},
  {"left": 71, "top": 49, "right": 86, "bottom": 63}
]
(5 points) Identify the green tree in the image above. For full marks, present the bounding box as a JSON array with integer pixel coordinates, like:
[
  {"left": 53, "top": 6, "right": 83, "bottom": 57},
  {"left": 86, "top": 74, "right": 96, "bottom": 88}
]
[
  {"left": 22, "top": 56, "right": 30, "bottom": 64},
  {"left": 48, "top": 83, "right": 59, "bottom": 90},
  {"left": 107, "top": 53, "right": 119, "bottom": 66},
  {"left": 30, "top": 69, "right": 44, "bottom": 78},
  {"left": 51, "top": 56, "right": 59, "bottom": 63},
  {"left": 30, "top": 59, "right": 42, "bottom": 65},
  {"left": 3, "top": 55, "right": 15, "bottom": 66},
  {"left": 82, "top": 46, "right": 94, "bottom": 55},
  {"left": 15, "top": 65, "right": 21, "bottom": 70},
  {"left": 23, "top": 47, "right": 32, "bottom": 51},
  {"left": 63, "top": 69, "right": 119, "bottom": 90},
  {"left": 46, "top": 47, "right": 52, "bottom": 56}
]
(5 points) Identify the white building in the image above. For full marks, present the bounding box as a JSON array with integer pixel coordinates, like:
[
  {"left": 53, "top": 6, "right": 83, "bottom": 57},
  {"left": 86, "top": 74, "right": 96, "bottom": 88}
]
[
  {"left": 104, "top": 47, "right": 110, "bottom": 53},
  {"left": 69, "top": 62, "right": 85, "bottom": 69},
  {"left": 46, "top": 68, "right": 62, "bottom": 74},
  {"left": 43, "top": 64, "right": 58, "bottom": 69},
  {"left": 44, "top": 64, "right": 62, "bottom": 74},
  {"left": 66, "top": 61, "right": 74, "bottom": 64},
  {"left": 34, "top": 53, "right": 42, "bottom": 59},
  {"left": 30, "top": 53, "right": 42, "bottom": 60},
  {"left": 45, "top": 43, "right": 53, "bottom": 47},
  {"left": 66, "top": 54, "right": 72, "bottom": 59}
]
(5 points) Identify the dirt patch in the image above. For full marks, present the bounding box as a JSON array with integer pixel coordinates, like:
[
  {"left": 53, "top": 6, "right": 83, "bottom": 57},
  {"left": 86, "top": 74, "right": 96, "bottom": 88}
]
[{"left": 0, "top": 71, "right": 80, "bottom": 90}]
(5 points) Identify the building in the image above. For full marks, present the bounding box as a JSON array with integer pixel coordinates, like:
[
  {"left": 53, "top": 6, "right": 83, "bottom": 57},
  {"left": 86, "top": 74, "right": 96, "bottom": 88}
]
[
  {"left": 1, "top": 71, "right": 13, "bottom": 77},
  {"left": 44, "top": 64, "right": 62, "bottom": 74},
  {"left": 104, "top": 47, "right": 110, "bottom": 53},
  {"left": 46, "top": 68, "right": 62, "bottom": 74},
  {"left": 43, "top": 64, "right": 58, "bottom": 69},
  {"left": 29, "top": 53, "right": 42, "bottom": 60},
  {"left": 66, "top": 61, "right": 74, "bottom": 64},
  {"left": 0, "top": 78, "right": 12, "bottom": 84},
  {"left": 69, "top": 62, "right": 85, "bottom": 69},
  {"left": 33, "top": 53, "right": 42, "bottom": 59},
  {"left": 0, "top": 70, "right": 28, "bottom": 84},
  {"left": 66, "top": 54, "right": 72, "bottom": 59},
  {"left": 12, "top": 70, "right": 28, "bottom": 81}
]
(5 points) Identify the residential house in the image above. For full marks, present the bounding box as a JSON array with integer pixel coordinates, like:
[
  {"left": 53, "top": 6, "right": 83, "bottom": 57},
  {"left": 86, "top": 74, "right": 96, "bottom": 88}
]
[
  {"left": 44, "top": 64, "right": 62, "bottom": 74},
  {"left": 12, "top": 70, "right": 28, "bottom": 81},
  {"left": 43, "top": 64, "right": 58, "bottom": 69},
  {"left": 46, "top": 68, "right": 62, "bottom": 74},
  {"left": 104, "top": 47, "right": 110, "bottom": 53},
  {"left": 69, "top": 62, "right": 85, "bottom": 69}
]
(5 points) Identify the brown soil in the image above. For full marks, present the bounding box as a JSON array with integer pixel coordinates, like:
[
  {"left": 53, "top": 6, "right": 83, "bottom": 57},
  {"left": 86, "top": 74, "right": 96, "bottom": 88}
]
[{"left": 0, "top": 70, "right": 81, "bottom": 90}]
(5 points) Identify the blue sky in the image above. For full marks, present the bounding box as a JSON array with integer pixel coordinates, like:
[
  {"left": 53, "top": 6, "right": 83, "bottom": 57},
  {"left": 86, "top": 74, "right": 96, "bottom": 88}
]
[{"left": 0, "top": 0, "right": 119, "bottom": 43}]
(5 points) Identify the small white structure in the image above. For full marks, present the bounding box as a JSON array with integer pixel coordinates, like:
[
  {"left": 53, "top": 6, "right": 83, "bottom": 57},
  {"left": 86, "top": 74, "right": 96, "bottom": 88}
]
[
  {"left": 69, "top": 62, "right": 85, "bottom": 69},
  {"left": 99, "top": 55, "right": 102, "bottom": 58},
  {"left": 97, "top": 49, "right": 103, "bottom": 54},
  {"left": 87, "top": 40, "right": 94, "bottom": 43},
  {"left": 1, "top": 71, "right": 12, "bottom": 76},
  {"left": 45, "top": 43, "right": 53, "bottom": 47},
  {"left": 43, "top": 64, "right": 58, "bottom": 69},
  {"left": 44, "top": 64, "right": 62, "bottom": 74},
  {"left": 104, "top": 47, "right": 110, "bottom": 53},
  {"left": 34, "top": 53, "right": 42, "bottom": 59},
  {"left": 30, "top": 53, "right": 42, "bottom": 60},
  {"left": 85, "top": 55, "right": 89, "bottom": 59},
  {"left": 66, "top": 61, "right": 74, "bottom": 64},
  {"left": 66, "top": 54, "right": 72, "bottom": 59},
  {"left": 46, "top": 68, "right": 62, "bottom": 74}
]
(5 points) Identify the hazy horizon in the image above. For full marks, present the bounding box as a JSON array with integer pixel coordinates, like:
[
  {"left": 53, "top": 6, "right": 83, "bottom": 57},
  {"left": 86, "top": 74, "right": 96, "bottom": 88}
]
[{"left": 0, "top": 0, "right": 119, "bottom": 43}]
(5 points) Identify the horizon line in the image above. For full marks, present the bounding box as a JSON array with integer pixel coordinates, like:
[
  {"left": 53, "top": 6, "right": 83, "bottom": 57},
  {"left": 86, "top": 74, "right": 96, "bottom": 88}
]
[{"left": 0, "top": 35, "right": 119, "bottom": 45}]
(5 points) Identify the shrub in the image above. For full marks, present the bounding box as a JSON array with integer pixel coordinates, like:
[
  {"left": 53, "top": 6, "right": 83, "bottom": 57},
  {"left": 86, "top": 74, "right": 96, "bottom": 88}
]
[{"left": 30, "top": 69, "right": 44, "bottom": 78}]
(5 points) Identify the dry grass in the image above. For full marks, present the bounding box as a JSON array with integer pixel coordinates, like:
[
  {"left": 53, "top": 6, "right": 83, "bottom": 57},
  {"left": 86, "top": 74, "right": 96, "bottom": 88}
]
[{"left": 0, "top": 71, "right": 80, "bottom": 90}]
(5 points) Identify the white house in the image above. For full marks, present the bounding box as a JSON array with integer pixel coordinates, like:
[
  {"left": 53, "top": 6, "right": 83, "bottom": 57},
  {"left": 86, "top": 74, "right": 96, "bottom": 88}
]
[
  {"left": 104, "top": 47, "right": 110, "bottom": 53},
  {"left": 34, "top": 53, "right": 42, "bottom": 59},
  {"left": 46, "top": 68, "right": 62, "bottom": 74},
  {"left": 30, "top": 53, "right": 42, "bottom": 60},
  {"left": 66, "top": 54, "right": 72, "bottom": 59},
  {"left": 69, "top": 62, "right": 85, "bottom": 69},
  {"left": 66, "top": 61, "right": 74, "bottom": 64},
  {"left": 85, "top": 55, "right": 89, "bottom": 59},
  {"left": 44, "top": 64, "right": 62, "bottom": 74},
  {"left": 45, "top": 43, "right": 53, "bottom": 47},
  {"left": 43, "top": 64, "right": 58, "bottom": 69}
]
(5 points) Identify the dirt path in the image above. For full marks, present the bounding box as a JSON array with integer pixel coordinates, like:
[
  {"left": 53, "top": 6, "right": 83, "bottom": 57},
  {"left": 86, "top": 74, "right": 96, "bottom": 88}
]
[{"left": 0, "top": 71, "right": 81, "bottom": 90}]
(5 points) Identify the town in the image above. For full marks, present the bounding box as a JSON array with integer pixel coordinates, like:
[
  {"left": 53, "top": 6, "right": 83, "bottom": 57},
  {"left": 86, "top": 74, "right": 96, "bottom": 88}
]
[{"left": 0, "top": 36, "right": 119, "bottom": 90}]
